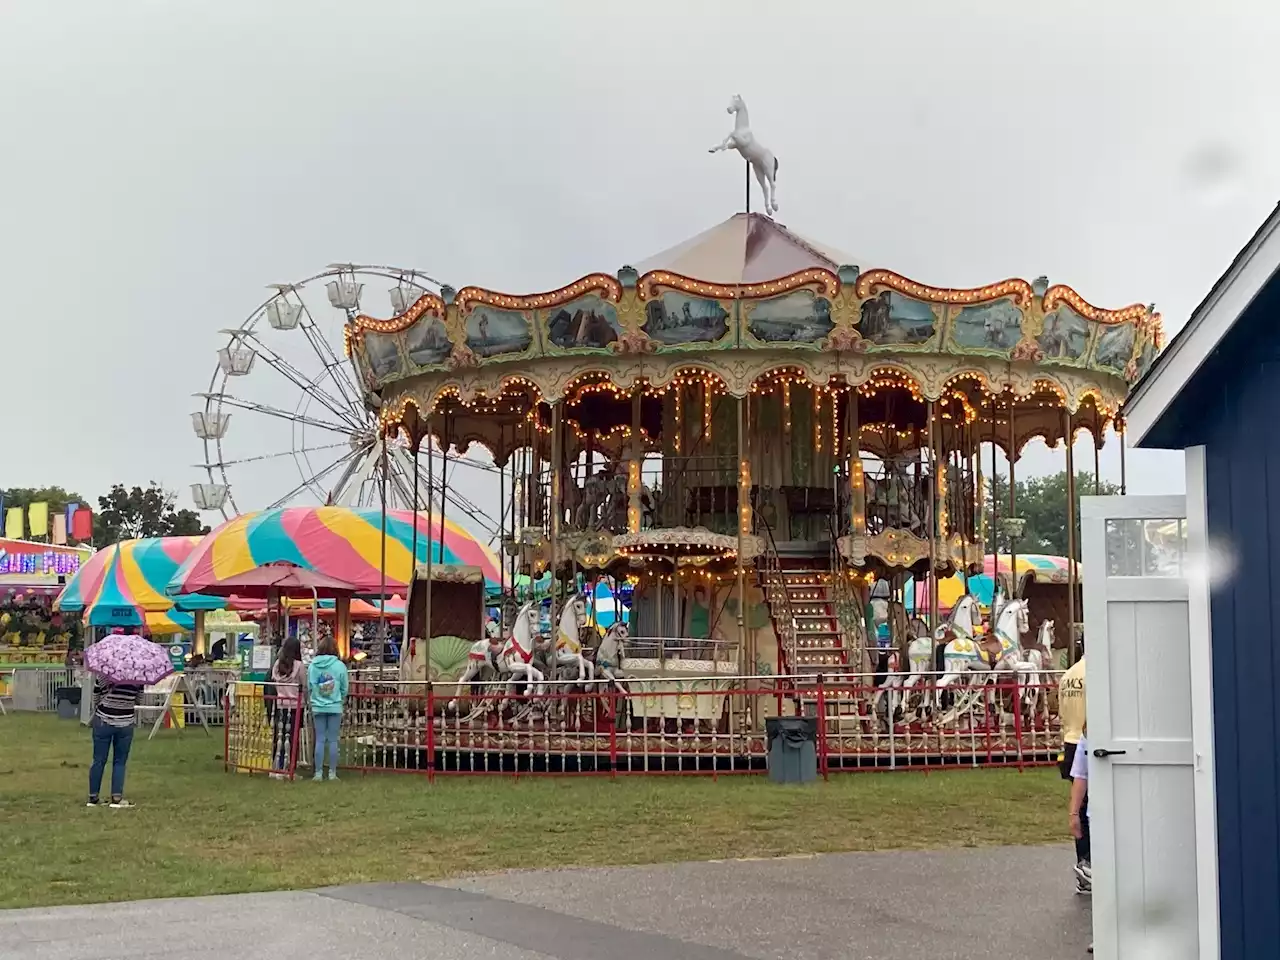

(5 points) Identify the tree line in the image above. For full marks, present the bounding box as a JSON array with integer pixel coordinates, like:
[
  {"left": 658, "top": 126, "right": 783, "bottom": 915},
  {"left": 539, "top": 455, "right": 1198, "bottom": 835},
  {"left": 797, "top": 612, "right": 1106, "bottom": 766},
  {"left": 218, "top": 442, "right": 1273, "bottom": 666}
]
[{"left": 0, "top": 482, "right": 208, "bottom": 546}]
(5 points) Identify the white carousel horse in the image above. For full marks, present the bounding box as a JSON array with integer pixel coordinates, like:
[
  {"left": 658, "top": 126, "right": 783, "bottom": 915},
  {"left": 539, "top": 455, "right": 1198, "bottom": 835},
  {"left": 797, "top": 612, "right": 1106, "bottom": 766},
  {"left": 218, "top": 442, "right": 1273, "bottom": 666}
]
[
  {"left": 498, "top": 601, "right": 546, "bottom": 697},
  {"left": 709, "top": 94, "right": 780, "bottom": 214},
  {"left": 550, "top": 594, "right": 593, "bottom": 683},
  {"left": 447, "top": 626, "right": 508, "bottom": 713},
  {"left": 595, "top": 620, "right": 629, "bottom": 687},
  {"left": 935, "top": 593, "right": 986, "bottom": 706},
  {"left": 873, "top": 616, "right": 934, "bottom": 725}
]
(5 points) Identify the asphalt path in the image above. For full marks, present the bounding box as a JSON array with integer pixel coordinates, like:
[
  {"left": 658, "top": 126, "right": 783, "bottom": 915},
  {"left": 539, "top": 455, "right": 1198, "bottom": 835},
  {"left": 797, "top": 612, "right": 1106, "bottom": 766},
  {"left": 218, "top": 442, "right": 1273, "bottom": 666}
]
[{"left": 3, "top": 845, "right": 1090, "bottom": 959}]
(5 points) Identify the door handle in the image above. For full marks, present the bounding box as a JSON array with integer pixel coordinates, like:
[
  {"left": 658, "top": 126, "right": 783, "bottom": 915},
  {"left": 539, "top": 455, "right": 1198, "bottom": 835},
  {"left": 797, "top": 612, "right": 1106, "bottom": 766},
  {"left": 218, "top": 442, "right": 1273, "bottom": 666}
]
[{"left": 1093, "top": 748, "right": 1127, "bottom": 758}]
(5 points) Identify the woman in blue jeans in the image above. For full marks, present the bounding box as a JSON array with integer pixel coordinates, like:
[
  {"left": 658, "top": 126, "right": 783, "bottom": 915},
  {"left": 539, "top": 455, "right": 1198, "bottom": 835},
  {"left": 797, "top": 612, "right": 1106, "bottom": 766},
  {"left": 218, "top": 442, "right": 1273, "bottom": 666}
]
[
  {"left": 307, "top": 635, "right": 349, "bottom": 781},
  {"left": 87, "top": 680, "right": 143, "bottom": 808}
]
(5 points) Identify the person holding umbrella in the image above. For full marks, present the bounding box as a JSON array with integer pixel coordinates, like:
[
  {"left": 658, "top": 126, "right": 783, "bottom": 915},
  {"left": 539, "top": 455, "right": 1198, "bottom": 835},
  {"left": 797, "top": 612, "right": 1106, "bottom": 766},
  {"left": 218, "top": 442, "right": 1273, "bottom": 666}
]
[{"left": 83, "top": 631, "right": 174, "bottom": 808}]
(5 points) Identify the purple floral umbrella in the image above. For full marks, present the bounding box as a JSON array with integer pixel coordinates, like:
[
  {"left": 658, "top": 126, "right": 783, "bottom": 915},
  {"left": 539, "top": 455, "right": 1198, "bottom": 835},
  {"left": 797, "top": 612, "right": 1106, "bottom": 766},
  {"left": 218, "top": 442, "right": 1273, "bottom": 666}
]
[{"left": 85, "top": 634, "right": 174, "bottom": 686}]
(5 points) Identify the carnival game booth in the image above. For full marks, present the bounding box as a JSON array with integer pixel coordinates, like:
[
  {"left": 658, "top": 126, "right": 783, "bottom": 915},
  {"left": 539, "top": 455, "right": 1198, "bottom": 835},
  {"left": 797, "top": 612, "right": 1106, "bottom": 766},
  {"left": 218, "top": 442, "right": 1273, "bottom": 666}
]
[
  {"left": 330, "top": 208, "right": 1155, "bottom": 769},
  {"left": 0, "top": 538, "right": 92, "bottom": 670}
]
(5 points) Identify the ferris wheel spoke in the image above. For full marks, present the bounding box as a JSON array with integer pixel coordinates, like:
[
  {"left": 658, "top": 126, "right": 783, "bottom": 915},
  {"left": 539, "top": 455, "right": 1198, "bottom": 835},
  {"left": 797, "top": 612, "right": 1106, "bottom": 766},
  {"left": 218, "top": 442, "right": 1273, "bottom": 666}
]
[
  {"left": 266, "top": 446, "right": 363, "bottom": 510},
  {"left": 200, "top": 442, "right": 351, "bottom": 470},
  {"left": 333, "top": 442, "right": 383, "bottom": 507},
  {"left": 226, "top": 329, "right": 361, "bottom": 429},
  {"left": 389, "top": 447, "right": 500, "bottom": 539},
  {"left": 296, "top": 302, "right": 368, "bottom": 421},
  {"left": 202, "top": 392, "right": 353, "bottom": 436}
]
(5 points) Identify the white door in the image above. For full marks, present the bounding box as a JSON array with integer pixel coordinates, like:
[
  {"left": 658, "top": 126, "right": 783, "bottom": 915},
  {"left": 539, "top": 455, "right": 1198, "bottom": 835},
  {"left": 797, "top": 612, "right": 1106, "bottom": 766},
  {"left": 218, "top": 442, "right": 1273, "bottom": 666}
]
[{"left": 1081, "top": 495, "right": 1198, "bottom": 960}]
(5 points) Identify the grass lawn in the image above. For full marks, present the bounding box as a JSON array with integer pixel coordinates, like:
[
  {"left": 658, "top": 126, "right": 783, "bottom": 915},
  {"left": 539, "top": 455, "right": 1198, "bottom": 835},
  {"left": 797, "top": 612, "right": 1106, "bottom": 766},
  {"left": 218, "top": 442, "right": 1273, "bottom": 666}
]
[{"left": 0, "top": 713, "right": 1067, "bottom": 909}]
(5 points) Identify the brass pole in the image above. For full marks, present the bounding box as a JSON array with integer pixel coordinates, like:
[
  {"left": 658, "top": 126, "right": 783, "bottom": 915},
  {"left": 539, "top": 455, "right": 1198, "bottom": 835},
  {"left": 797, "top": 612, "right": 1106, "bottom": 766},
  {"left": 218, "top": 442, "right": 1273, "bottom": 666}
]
[
  {"left": 1008, "top": 394, "right": 1018, "bottom": 600},
  {"left": 549, "top": 402, "right": 563, "bottom": 631},
  {"left": 1119, "top": 418, "right": 1128, "bottom": 495},
  {"left": 1064, "top": 408, "right": 1078, "bottom": 665},
  {"left": 736, "top": 394, "right": 747, "bottom": 677},
  {"left": 926, "top": 399, "right": 938, "bottom": 634},
  {"left": 423, "top": 414, "right": 435, "bottom": 675}
]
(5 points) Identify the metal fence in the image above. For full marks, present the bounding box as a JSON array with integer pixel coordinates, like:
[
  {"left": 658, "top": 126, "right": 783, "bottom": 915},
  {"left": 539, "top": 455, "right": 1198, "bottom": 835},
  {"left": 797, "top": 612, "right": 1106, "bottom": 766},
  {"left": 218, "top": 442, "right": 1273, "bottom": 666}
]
[
  {"left": 2, "top": 667, "right": 79, "bottom": 712},
  {"left": 225, "top": 671, "right": 1064, "bottom": 779}
]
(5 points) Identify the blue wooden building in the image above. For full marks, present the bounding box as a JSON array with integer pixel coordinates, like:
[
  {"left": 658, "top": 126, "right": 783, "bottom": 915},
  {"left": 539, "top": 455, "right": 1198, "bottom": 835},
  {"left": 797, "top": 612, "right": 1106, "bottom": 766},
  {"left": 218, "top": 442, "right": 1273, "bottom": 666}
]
[{"left": 1125, "top": 201, "right": 1280, "bottom": 960}]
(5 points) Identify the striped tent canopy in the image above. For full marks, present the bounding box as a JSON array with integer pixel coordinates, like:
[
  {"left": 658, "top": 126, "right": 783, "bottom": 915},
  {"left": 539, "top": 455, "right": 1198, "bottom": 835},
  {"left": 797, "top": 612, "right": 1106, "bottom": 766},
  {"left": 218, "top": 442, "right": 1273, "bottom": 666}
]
[
  {"left": 908, "top": 554, "right": 1082, "bottom": 613},
  {"left": 55, "top": 537, "right": 226, "bottom": 631},
  {"left": 168, "top": 507, "right": 502, "bottom": 599}
]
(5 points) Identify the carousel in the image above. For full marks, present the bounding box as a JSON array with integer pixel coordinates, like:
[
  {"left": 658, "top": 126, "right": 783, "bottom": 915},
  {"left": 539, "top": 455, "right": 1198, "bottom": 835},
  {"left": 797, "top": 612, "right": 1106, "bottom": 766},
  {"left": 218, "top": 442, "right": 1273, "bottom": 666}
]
[{"left": 264, "top": 101, "right": 1161, "bottom": 770}]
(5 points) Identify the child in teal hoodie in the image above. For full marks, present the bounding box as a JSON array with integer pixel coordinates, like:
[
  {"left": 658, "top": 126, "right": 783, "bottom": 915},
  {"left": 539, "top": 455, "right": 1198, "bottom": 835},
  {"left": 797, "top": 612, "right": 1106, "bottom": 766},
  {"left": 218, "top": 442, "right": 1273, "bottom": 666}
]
[{"left": 307, "top": 637, "right": 349, "bottom": 781}]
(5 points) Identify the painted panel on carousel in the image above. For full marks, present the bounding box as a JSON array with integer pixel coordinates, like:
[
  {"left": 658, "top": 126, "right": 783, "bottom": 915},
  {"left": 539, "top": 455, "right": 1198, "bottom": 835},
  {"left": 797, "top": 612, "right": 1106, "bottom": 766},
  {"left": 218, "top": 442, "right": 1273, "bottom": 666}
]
[
  {"left": 363, "top": 332, "right": 406, "bottom": 381},
  {"left": 1134, "top": 336, "right": 1157, "bottom": 380},
  {"left": 743, "top": 290, "right": 833, "bottom": 346},
  {"left": 404, "top": 315, "right": 453, "bottom": 369},
  {"left": 1093, "top": 321, "right": 1136, "bottom": 374},
  {"left": 858, "top": 291, "right": 938, "bottom": 348},
  {"left": 464, "top": 305, "right": 535, "bottom": 361},
  {"left": 642, "top": 293, "right": 730, "bottom": 347},
  {"left": 543, "top": 294, "right": 622, "bottom": 353},
  {"left": 947, "top": 298, "right": 1024, "bottom": 356},
  {"left": 1037, "top": 306, "right": 1092, "bottom": 364}
]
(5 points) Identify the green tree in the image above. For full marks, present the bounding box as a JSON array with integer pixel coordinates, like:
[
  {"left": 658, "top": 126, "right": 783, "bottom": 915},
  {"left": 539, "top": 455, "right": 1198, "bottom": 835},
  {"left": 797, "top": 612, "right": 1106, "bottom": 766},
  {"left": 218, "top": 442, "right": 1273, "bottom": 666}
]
[
  {"left": 986, "top": 470, "right": 1121, "bottom": 559},
  {"left": 94, "top": 483, "right": 210, "bottom": 545},
  {"left": 0, "top": 486, "right": 89, "bottom": 542}
]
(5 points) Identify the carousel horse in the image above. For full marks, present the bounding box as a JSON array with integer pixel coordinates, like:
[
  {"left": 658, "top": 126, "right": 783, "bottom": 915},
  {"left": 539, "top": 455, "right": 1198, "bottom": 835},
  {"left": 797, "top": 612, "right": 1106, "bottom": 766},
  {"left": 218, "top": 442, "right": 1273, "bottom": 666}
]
[
  {"left": 499, "top": 601, "right": 546, "bottom": 698},
  {"left": 550, "top": 594, "right": 593, "bottom": 683},
  {"left": 595, "top": 620, "right": 630, "bottom": 687},
  {"left": 446, "top": 620, "right": 511, "bottom": 713},
  {"left": 709, "top": 94, "right": 780, "bottom": 214},
  {"left": 935, "top": 593, "right": 987, "bottom": 709},
  {"left": 873, "top": 615, "right": 935, "bottom": 726}
]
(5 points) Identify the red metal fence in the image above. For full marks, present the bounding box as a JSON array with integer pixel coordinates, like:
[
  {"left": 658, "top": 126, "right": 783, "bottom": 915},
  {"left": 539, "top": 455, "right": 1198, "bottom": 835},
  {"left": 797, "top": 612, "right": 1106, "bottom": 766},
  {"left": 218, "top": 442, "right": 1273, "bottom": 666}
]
[{"left": 224, "top": 672, "right": 1063, "bottom": 779}]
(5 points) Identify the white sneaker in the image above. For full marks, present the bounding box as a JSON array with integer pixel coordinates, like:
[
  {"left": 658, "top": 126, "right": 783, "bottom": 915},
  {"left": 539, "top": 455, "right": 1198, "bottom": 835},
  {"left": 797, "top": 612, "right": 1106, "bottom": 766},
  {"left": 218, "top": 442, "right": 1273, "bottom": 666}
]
[{"left": 1074, "top": 860, "right": 1092, "bottom": 894}]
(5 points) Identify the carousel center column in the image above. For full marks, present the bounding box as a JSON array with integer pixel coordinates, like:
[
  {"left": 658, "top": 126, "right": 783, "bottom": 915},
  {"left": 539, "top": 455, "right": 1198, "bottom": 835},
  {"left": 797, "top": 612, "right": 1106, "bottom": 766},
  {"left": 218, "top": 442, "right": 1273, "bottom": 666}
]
[
  {"left": 736, "top": 393, "right": 750, "bottom": 677},
  {"left": 627, "top": 386, "right": 642, "bottom": 533}
]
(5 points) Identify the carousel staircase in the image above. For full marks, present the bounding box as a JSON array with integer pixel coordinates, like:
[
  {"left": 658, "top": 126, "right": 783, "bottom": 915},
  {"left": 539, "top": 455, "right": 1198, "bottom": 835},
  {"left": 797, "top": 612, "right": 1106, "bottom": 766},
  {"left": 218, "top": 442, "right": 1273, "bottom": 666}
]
[{"left": 758, "top": 567, "right": 851, "bottom": 676}]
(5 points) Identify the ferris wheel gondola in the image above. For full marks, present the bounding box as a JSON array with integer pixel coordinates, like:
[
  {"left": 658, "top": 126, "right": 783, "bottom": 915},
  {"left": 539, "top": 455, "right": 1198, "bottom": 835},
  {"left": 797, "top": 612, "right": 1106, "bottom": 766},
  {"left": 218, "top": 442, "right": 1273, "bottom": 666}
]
[{"left": 191, "top": 265, "right": 503, "bottom": 543}]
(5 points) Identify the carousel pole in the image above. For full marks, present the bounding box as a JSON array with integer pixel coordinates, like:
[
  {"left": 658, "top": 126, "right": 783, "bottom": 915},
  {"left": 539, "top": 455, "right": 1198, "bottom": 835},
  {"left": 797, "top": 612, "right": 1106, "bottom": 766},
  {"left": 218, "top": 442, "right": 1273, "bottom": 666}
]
[
  {"left": 1093, "top": 432, "right": 1101, "bottom": 496},
  {"left": 437, "top": 411, "right": 450, "bottom": 564},
  {"left": 1064, "top": 408, "right": 1078, "bottom": 665},
  {"left": 378, "top": 433, "right": 389, "bottom": 664},
  {"left": 497, "top": 420, "right": 506, "bottom": 635},
  {"left": 736, "top": 394, "right": 747, "bottom": 677},
  {"left": 412, "top": 424, "right": 422, "bottom": 604},
  {"left": 989, "top": 395, "right": 999, "bottom": 580},
  {"left": 1008, "top": 393, "right": 1018, "bottom": 601},
  {"left": 1119, "top": 418, "right": 1128, "bottom": 495},
  {"left": 926, "top": 399, "right": 938, "bottom": 635},
  {"left": 423, "top": 414, "right": 435, "bottom": 675},
  {"left": 549, "top": 401, "right": 563, "bottom": 633}
]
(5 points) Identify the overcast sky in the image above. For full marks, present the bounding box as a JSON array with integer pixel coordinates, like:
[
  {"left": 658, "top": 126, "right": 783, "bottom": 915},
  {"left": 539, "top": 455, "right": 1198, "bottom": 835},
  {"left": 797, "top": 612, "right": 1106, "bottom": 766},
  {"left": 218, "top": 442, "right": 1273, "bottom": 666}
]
[{"left": 3, "top": 0, "right": 1278, "bottom": 537}]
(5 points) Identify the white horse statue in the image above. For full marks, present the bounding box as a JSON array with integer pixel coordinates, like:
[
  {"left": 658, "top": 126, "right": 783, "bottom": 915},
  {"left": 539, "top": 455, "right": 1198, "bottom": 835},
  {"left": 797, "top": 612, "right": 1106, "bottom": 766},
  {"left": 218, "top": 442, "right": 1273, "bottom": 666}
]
[
  {"left": 499, "top": 601, "right": 546, "bottom": 697},
  {"left": 709, "top": 94, "right": 780, "bottom": 215},
  {"left": 595, "top": 620, "right": 629, "bottom": 687},
  {"left": 935, "top": 593, "right": 986, "bottom": 707},
  {"left": 873, "top": 616, "right": 934, "bottom": 726},
  {"left": 446, "top": 623, "right": 510, "bottom": 713},
  {"left": 550, "top": 594, "right": 593, "bottom": 683}
]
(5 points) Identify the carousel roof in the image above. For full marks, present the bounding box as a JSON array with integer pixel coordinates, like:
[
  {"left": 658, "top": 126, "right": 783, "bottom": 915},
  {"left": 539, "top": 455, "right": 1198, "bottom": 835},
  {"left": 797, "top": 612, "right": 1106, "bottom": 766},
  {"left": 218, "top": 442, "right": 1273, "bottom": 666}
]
[{"left": 632, "top": 213, "right": 861, "bottom": 285}]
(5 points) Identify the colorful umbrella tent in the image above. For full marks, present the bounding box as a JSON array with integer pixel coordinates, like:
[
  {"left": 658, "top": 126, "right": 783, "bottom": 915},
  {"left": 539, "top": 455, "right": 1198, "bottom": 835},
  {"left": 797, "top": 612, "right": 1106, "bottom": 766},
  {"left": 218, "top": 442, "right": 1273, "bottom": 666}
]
[
  {"left": 55, "top": 537, "right": 226, "bottom": 633},
  {"left": 168, "top": 507, "right": 503, "bottom": 598},
  {"left": 908, "top": 554, "right": 1082, "bottom": 613}
]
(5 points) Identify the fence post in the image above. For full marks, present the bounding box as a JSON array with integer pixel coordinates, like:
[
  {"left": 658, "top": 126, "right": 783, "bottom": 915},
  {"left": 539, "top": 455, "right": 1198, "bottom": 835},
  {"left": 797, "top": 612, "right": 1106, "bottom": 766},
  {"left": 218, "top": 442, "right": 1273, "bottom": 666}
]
[
  {"left": 223, "top": 692, "right": 231, "bottom": 773},
  {"left": 426, "top": 682, "right": 435, "bottom": 784},
  {"left": 288, "top": 700, "right": 302, "bottom": 780},
  {"left": 609, "top": 687, "right": 618, "bottom": 779},
  {"left": 816, "top": 673, "right": 829, "bottom": 781},
  {"left": 1010, "top": 673, "right": 1025, "bottom": 772}
]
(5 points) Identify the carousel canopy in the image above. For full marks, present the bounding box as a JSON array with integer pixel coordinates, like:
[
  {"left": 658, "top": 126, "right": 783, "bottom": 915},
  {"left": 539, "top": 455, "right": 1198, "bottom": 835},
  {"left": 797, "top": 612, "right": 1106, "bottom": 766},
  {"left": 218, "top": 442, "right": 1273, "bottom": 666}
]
[
  {"left": 55, "top": 537, "right": 228, "bottom": 628},
  {"left": 633, "top": 212, "right": 862, "bottom": 285},
  {"left": 168, "top": 506, "right": 502, "bottom": 598}
]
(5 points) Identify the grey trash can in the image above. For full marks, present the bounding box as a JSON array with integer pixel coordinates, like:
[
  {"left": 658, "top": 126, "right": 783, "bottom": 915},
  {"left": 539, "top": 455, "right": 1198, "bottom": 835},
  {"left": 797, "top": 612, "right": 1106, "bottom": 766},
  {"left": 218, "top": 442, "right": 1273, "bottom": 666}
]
[
  {"left": 765, "top": 716, "right": 818, "bottom": 783},
  {"left": 55, "top": 686, "right": 81, "bottom": 720}
]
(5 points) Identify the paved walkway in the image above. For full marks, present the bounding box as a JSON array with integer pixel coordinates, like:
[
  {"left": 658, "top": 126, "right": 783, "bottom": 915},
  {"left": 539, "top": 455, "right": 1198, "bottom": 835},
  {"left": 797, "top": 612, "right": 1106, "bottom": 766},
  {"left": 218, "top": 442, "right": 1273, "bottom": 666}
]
[{"left": 4, "top": 845, "right": 1090, "bottom": 959}]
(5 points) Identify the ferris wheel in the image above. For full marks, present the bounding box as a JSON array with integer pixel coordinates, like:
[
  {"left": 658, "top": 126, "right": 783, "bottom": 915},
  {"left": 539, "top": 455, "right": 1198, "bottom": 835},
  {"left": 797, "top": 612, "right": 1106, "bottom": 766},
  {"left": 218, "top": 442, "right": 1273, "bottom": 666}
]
[{"left": 190, "top": 264, "right": 501, "bottom": 540}]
